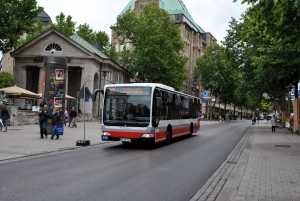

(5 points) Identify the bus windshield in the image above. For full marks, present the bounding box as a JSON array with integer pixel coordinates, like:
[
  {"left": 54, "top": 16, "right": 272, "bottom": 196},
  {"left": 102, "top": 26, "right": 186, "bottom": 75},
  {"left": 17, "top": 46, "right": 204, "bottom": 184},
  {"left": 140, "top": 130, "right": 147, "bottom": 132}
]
[{"left": 103, "top": 87, "right": 152, "bottom": 127}]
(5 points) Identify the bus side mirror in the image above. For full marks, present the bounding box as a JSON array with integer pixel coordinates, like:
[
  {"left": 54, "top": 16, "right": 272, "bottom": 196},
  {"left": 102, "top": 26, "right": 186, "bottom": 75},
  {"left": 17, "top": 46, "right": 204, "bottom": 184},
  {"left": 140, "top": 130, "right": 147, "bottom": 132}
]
[
  {"left": 156, "top": 97, "right": 162, "bottom": 108},
  {"left": 92, "top": 89, "right": 104, "bottom": 102}
]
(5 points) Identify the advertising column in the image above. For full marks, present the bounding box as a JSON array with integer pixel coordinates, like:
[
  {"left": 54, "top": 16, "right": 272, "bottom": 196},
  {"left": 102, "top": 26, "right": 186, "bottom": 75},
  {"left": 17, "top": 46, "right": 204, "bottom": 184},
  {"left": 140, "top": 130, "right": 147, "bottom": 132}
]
[{"left": 43, "top": 56, "right": 67, "bottom": 134}]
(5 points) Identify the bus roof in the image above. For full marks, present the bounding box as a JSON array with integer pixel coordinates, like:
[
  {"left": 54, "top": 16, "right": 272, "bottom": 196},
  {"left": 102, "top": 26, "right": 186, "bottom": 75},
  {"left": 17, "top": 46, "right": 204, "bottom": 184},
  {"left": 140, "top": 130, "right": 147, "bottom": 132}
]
[
  {"left": 104, "top": 83, "right": 200, "bottom": 99},
  {"left": 104, "top": 83, "right": 175, "bottom": 91}
]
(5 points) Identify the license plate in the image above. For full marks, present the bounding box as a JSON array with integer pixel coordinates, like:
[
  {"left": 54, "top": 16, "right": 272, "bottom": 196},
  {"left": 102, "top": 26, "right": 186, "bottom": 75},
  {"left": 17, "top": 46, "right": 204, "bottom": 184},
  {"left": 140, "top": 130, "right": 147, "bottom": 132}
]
[
  {"left": 102, "top": 136, "right": 108, "bottom": 140},
  {"left": 120, "top": 138, "right": 131, "bottom": 142}
]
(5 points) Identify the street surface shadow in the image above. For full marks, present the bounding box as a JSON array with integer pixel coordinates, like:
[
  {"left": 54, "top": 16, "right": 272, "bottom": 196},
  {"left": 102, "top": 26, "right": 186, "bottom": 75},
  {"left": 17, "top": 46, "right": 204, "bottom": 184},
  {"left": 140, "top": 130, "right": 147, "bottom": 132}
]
[{"left": 103, "top": 135, "right": 198, "bottom": 150}]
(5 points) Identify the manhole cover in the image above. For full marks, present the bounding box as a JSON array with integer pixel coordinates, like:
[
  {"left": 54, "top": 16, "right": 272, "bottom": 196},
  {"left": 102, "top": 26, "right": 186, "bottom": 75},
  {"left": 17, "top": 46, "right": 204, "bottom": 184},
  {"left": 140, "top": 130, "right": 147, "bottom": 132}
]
[{"left": 275, "top": 145, "right": 290, "bottom": 147}]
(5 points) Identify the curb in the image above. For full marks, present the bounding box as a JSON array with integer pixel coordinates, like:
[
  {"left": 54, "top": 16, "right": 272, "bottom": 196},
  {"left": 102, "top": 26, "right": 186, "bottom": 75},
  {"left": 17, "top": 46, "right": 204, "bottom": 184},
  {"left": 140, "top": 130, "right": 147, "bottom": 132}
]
[{"left": 190, "top": 126, "right": 253, "bottom": 201}]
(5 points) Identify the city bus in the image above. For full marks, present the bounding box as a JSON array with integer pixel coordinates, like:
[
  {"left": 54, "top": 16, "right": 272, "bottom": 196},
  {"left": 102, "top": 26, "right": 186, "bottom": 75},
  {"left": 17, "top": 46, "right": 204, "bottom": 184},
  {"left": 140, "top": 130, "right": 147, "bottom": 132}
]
[{"left": 92, "top": 83, "right": 201, "bottom": 145}]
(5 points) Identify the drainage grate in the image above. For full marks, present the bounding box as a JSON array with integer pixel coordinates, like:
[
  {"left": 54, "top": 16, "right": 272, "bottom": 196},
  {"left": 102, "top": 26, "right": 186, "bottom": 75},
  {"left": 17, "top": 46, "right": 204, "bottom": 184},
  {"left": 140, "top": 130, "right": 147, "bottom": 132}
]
[
  {"left": 275, "top": 145, "right": 290, "bottom": 147},
  {"left": 227, "top": 161, "right": 237, "bottom": 164}
]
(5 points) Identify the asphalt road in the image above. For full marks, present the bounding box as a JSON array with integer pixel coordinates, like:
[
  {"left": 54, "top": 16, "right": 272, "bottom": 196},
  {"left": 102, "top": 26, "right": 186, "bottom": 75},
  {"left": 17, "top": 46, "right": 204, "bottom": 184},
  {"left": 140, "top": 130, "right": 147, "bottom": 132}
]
[{"left": 0, "top": 121, "right": 250, "bottom": 201}]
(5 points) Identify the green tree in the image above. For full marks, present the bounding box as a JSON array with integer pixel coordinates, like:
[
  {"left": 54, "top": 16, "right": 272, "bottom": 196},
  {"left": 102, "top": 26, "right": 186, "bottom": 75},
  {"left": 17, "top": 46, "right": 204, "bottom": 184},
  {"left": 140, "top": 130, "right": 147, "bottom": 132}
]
[
  {"left": 0, "top": 0, "right": 42, "bottom": 52},
  {"left": 0, "top": 71, "right": 14, "bottom": 88},
  {"left": 108, "top": 45, "right": 119, "bottom": 63},
  {"left": 111, "top": 2, "right": 188, "bottom": 90},
  {"left": 76, "top": 24, "right": 117, "bottom": 62},
  {"left": 76, "top": 23, "right": 95, "bottom": 43},
  {"left": 51, "top": 12, "right": 76, "bottom": 36},
  {"left": 94, "top": 31, "right": 110, "bottom": 55},
  {"left": 195, "top": 44, "right": 238, "bottom": 111},
  {"left": 234, "top": 0, "right": 300, "bottom": 105}
]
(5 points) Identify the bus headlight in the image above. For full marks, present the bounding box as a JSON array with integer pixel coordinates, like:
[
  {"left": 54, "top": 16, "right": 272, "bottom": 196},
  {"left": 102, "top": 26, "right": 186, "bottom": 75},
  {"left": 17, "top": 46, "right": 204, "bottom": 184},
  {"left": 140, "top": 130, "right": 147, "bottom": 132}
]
[
  {"left": 102, "top": 132, "right": 111, "bottom": 136},
  {"left": 141, "top": 133, "right": 154, "bottom": 138}
]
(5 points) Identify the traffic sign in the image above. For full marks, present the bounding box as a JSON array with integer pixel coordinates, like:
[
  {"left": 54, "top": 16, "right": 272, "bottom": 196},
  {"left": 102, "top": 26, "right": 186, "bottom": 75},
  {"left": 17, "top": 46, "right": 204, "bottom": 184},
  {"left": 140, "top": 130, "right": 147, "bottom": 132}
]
[
  {"left": 78, "top": 84, "right": 92, "bottom": 99},
  {"left": 202, "top": 91, "right": 208, "bottom": 98}
]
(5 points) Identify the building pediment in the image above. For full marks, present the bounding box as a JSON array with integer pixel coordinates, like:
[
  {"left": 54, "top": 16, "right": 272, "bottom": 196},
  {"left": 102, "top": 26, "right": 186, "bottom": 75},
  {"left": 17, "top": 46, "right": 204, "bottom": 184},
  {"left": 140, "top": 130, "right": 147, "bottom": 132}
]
[{"left": 10, "top": 28, "right": 104, "bottom": 61}]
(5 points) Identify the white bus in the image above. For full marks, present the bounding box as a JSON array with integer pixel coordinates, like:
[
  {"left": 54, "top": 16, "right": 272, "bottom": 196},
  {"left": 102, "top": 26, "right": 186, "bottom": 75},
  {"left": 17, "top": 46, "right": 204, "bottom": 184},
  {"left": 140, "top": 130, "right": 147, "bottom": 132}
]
[{"left": 92, "top": 83, "right": 201, "bottom": 145}]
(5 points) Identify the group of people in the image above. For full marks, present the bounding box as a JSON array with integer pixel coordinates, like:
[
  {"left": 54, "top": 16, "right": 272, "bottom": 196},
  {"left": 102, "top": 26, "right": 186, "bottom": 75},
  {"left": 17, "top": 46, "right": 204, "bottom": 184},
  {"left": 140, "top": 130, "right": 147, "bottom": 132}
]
[{"left": 38, "top": 98, "right": 78, "bottom": 140}]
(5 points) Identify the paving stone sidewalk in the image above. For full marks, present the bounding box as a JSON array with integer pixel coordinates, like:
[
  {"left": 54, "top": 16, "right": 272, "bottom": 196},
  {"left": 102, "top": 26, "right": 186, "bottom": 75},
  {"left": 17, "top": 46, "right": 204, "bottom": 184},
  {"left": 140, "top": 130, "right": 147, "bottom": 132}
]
[{"left": 200, "top": 121, "right": 300, "bottom": 201}]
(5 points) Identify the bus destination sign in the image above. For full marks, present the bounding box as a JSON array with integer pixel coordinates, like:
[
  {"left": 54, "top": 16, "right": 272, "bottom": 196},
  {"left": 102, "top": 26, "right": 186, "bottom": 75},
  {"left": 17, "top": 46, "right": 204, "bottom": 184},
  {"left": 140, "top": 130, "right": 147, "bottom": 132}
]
[{"left": 107, "top": 87, "right": 151, "bottom": 95}]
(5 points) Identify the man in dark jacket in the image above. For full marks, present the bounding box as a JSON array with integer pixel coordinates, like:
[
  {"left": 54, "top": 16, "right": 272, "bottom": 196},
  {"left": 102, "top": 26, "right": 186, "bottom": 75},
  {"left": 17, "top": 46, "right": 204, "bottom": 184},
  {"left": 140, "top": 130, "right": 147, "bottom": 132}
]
[
  {"left": 38, "top": 104, "right": 50, "bottom": 139},
  {"left": 50, "top": 108, "right": 61, "bottom": 139},
  {"left": 39, "top": 98, "right": 47, "bottom": 108},
  {"left": 68, "top": 107, "right": 77, "bottom": 128}
]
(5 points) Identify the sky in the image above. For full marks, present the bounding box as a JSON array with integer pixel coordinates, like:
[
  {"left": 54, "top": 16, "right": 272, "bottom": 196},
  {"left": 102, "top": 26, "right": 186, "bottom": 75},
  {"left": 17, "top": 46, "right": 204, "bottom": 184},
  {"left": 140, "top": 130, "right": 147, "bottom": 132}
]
[
  {"left": 37, "top": 0, "right": 249, "bottom": 42},
  {"left": 0, "top": 0, "right": 249, "bottom": 60}
]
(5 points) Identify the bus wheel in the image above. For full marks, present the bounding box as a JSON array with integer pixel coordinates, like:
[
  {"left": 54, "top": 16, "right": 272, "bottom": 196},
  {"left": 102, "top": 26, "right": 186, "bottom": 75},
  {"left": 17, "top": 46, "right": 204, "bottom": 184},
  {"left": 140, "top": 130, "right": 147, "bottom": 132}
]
[
  {"left": 165, "top": 130, "right": 172, "bottom": 145},
  {"left": 189, "top": 123, "right": 194, "bottom": 137}
]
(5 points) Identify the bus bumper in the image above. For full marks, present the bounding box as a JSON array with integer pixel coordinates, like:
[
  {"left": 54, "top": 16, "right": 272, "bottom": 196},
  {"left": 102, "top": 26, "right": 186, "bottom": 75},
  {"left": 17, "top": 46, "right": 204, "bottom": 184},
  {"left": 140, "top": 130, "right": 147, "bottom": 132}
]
[{"left": 102, "top": 135, "right": 155, "bottom": 143}]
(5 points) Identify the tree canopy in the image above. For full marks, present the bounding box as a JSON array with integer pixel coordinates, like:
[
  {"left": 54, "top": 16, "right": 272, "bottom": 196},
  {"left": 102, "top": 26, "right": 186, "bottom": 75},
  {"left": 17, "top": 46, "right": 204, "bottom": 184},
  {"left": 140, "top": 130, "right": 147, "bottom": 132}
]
[
  {"left": 0, "top": 0, "right": 42, "bottom": 52},
  {"left": 111, "top": 2, "right": 188, "bottom": 90},
  {"left": 233, "top": 0, "right": 300, "bottom": 101}
]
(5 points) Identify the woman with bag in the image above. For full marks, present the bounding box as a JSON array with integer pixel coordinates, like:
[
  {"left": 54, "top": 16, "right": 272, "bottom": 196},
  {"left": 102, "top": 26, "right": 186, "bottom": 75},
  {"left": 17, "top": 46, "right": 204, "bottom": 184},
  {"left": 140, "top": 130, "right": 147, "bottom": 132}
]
[
  {"left": 1, "top": 104, "right": 10, "bottom": 132},
  {"left": 50, "top": 108, "right": 61, "bottom": 139}
]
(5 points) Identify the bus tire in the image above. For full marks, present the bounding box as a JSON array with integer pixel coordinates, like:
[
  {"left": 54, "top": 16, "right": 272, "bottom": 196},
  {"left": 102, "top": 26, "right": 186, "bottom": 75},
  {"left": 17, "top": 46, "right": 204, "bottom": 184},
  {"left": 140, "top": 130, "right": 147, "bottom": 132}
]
[
  {"left": 189, "top": 123, "right": 194, "bottom": 137},
  {"left": 165, "top": 130, "right": 172, "bottom": 145}
]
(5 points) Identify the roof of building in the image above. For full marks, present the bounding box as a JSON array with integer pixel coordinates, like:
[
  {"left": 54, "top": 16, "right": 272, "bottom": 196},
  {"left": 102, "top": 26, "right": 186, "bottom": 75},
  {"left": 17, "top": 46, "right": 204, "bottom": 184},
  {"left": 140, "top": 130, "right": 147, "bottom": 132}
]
[
  {"left": 70, "top": 34, "right": 109, "bottom": 59},
  {"left": 34, "top": 10, "right": 52, "bottom": 26},
  {"left": 119, "top": 0, "right": 205, "bottom": 33}
]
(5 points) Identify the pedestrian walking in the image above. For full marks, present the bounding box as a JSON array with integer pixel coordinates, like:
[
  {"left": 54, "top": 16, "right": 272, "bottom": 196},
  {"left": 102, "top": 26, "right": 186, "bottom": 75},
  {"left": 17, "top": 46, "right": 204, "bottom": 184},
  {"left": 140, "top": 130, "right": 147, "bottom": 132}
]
[
  {"left": 39, "top": 98, "right": 47, "bottom": 109},
  {"left": 271, "top": 115, "right": 276, "bottom": 132},
  {"left": 69, "top": 107, "right": 78, "bottom": 128},
  {"left": 252, "top": 115, "right": 257, "bottom": 125},
  {"left": 50, "top": 108, "right": 61, "bottom": 140},
  {"left": 0, "top": 104, "right": 10, "bottom": 132},
  {"left": 225, "top": 114, "right": 229, "bottom": 123},
  {"left": 288, "top": 116, "right": 294, "bottom": 132},
  {"left": 38, "top": 104, "right": 50, "bottom": 139},
  {"left": 63, "top": 108, "right": 68, "bottom": 126}
]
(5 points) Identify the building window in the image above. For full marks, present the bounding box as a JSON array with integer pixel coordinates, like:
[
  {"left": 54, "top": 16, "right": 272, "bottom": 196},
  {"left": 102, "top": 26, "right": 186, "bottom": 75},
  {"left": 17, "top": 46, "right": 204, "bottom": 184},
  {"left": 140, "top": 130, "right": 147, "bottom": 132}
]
[
  {"left": 175, "top": 14, "right": 181, "bottom": 22},
  {"left": 106, "top": 68, "right": 112, "bottom": 81},
  {"left": 139, "top": 3, "right": 143, "bottom": 10},
  {"left": 45, "top": 43, "right": 62, "bottom": 51},
  {"left": 114, "top": 72, "right": 119, "bottom": 83}
]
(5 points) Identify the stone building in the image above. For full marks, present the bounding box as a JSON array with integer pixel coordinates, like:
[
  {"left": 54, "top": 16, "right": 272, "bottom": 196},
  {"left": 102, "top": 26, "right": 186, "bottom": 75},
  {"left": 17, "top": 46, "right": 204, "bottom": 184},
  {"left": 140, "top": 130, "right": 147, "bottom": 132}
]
[
  {"left": 10, "top": 28, "right": 133, "bottom": 120},
  {"left": 112, "top": 0, "right": 217, "bottom": 98}
]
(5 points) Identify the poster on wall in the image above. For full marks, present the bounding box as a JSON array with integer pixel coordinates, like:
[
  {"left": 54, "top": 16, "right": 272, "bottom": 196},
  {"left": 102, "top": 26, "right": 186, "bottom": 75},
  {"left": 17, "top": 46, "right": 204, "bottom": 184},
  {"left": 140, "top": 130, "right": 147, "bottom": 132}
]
[{"left": 48, "top": 68, "right": 65, "bottom": 113}]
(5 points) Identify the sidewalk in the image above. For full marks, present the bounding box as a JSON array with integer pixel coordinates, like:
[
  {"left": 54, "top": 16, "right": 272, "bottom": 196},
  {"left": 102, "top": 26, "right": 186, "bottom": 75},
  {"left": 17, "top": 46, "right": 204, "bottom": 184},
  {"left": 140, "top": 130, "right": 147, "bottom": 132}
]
[
  {"left": 0, "top": 122, "right": 107, "bottom": 161},
  {"left": 0, "top": 120, "right": 219, "bottom": 162},
  {"left": 193, "top": 121, "right": 300, "bottom": 201}
]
